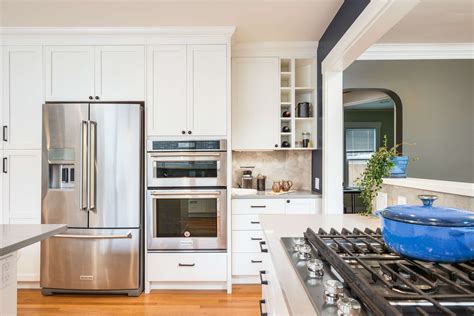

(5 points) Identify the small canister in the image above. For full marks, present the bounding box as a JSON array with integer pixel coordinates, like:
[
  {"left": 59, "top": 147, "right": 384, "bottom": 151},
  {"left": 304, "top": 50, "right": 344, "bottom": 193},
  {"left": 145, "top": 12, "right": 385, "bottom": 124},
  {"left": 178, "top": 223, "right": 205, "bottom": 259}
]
[
  {"left": 302, "top": 132, "right": 311, "bottom": 148},
  {"left": 256, "top": 174, "right": 266, "bottom": 192}
]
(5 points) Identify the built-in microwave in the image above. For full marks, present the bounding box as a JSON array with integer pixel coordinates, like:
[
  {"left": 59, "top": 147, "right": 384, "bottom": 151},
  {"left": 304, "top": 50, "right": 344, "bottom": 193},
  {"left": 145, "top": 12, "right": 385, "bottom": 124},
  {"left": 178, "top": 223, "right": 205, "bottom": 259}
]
[
  {"left": 147, "top": 139, "right": 227, "bottom": 188},
  {"left": 147, "top": 188, "right": 227, "bottom": 251}
]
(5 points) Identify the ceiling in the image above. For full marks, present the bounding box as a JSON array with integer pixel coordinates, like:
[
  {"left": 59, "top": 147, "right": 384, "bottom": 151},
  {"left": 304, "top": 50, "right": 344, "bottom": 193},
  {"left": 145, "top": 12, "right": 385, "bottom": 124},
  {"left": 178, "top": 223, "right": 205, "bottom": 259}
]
[
  {"left": 0, "top": 0, "right": 343, "bottom": 42},
  {"left": 343, "top": 90, "right": 394, "bottom": 110},
  {"left": 379, "top": 0, "right": 474, "bottom": 43}
]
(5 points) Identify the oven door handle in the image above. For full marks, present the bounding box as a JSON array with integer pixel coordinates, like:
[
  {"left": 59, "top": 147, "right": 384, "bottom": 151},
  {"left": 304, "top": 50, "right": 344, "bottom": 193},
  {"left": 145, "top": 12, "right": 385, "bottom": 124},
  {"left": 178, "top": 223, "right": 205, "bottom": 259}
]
[
  {"left": 150, "top": 191, "right": 221, "bottom": 196},
  {"left": 149, "top": 152, "right": 222, "bottom": 157}
]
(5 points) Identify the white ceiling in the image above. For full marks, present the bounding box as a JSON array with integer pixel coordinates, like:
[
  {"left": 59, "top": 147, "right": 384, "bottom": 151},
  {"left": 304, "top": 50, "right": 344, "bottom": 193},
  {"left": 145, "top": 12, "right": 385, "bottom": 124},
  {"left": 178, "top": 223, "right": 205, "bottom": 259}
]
[
  {"left": 0, "top": 0, "right": 343, "bottom": 42},
  {"left": 379, "top": 0, "right": 474, "bottom": 43}
]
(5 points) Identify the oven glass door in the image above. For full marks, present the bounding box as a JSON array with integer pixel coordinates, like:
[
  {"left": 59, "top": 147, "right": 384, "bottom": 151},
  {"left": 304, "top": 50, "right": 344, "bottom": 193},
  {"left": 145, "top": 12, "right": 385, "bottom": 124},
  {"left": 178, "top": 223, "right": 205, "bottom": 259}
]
[
  {"left": 147, "top": 189, "right": 227, "bottom": 250},
  {"left": 147, "top": 152, "right": 226, "bottom": 187}
]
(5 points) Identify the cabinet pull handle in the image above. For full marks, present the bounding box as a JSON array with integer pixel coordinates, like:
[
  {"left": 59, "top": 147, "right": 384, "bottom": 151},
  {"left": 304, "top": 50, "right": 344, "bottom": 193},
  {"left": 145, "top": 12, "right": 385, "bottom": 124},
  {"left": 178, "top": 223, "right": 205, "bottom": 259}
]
[
  {"left": 89, "top": 96, "right": 93, "bottom": 100},
  {"left": 259, "top": 299, "right": 268, "bottom": 316},
  {"left": 250, "top": 221, "right": 260, "bottom": 224},
  {"left": 95, "top": 96, "right": 100, "bottom": 100},
  {"left": 259, "top": 241, "right": 268, "bottom": 253},
  {"left": 178, "top": 263, "right": 196, "bottom": 267},
  {"left": 2, "top": 157, "right": 7, "bottom": 173},
  {"left": 2, "top": 126, "right": 7, "bottom": 142},
  {"left": 251, "top": 260, "right": 263, "bottom": 264},
  {"left": 251, "top": 237, "right": 263, "bottom": 241},
  {"left": 181, "top": 130, "right": 186, "bottom": 134},
  {"left": 188, "top": 130, "right": 192, "bottom": 135},
  {"left": 259, "top": 270, "right": 268, "bottom": 285},
  {"left": 250, "top": 205, "right": 266, "bottom": 208}
]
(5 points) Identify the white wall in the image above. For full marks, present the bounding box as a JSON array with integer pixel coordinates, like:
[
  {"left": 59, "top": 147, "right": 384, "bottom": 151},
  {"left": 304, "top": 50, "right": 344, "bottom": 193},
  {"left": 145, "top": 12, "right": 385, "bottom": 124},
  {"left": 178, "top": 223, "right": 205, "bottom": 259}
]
[{"left": 344, "top": 59, "right": 474, "bottom": 183}]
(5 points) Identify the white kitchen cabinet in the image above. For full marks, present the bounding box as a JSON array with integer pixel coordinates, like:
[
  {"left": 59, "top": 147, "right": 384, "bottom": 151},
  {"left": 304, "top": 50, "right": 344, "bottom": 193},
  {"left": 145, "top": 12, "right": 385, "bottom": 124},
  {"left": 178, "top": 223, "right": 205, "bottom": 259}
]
[
  {"left": 1, "top": 150, "right": 41, "bottom": 222},
  {"left": 95, "top": 46, "right": 145, "bottom": 101},
  {"left": 45, "top": 45, "right": 145, "bottom": 101},
  {"left": 45, "top": 46, "right": 95, "bottom": 101},
  {"left": 232, "top": 58, "right": 279, "bottom": 150},
  {"left": 147, "top": 44, "right": 227, "bottom": 137},
  {"left": 188, "top": 45, "right": 227, "bottom": 136},
  {"left": 2, "top": 46, "right": 43, "bottom": 150},
  {"left": 147, "top": 45, "right": 188, "bottom": 136}
]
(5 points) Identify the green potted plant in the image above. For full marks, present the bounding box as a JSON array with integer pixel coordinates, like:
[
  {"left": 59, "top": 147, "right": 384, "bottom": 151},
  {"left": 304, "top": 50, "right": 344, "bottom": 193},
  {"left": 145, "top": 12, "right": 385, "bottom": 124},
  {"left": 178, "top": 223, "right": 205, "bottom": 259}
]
[{"left": 355, "top": 136, "right": 401, "bottom": 215}]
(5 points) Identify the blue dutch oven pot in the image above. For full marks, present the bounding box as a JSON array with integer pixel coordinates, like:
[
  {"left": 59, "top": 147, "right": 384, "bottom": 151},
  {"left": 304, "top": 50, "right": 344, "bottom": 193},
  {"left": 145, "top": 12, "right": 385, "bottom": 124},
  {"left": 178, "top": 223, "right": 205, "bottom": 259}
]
[{"left": 376, "top": 195, "right": 474, "bottom": 263}]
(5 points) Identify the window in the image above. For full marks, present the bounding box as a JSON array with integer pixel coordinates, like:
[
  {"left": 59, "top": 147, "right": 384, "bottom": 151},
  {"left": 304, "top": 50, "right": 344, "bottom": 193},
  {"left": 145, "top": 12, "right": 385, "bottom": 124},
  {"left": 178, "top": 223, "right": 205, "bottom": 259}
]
[{"left": 345, "top": 128, "right": 376, "bottom": 160}]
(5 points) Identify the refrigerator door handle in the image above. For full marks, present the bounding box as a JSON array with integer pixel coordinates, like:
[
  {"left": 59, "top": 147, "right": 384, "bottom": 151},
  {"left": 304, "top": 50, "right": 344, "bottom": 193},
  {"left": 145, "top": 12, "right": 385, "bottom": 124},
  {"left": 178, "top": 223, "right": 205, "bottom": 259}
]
[
  {"left": 88, "top": 121, "right": 97, "bottom": 211},
  {"left": 80, "top": 120, "right": 89, "bottom": 211},
  {"left": 53, "top": 231, "right": 133, "bottom": 240}
]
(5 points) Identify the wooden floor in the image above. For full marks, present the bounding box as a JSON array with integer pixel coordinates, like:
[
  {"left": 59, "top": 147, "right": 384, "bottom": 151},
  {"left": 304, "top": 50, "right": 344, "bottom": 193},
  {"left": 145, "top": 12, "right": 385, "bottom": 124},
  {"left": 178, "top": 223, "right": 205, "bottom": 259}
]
[{"left": 18, "top": 285, "right": 261, "bottom": 316}]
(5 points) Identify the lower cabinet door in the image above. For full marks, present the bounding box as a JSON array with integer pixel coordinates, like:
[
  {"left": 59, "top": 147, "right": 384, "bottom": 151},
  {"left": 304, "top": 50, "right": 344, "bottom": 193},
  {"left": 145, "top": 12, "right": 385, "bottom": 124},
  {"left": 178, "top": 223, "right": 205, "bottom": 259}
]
[
  {"left": 40, "top": 228, "right": 140, "bottom": 290},
  {"left": 147, "top": 253, "right": 227, "bottom": 282},
  {"left": 232, "top": 253, "right": 267, "bottom": 276},
  {"left": 232, "top": 230, "right": 266, "bottom": 253}
]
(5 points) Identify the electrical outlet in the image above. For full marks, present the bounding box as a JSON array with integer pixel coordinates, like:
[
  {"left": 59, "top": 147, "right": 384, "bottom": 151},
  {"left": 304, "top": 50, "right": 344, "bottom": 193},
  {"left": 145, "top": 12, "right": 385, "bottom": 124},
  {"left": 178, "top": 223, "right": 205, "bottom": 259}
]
[{"left": 314, "top": 177, "right": 320, "bottom": 190}]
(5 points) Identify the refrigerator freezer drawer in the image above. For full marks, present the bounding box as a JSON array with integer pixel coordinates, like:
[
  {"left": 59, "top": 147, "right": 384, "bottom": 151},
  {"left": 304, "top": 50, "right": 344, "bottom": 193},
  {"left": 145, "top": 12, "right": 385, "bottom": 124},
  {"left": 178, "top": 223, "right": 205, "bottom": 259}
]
[{"left": 40, "top": 228, "right": 140, "bottom": 291}]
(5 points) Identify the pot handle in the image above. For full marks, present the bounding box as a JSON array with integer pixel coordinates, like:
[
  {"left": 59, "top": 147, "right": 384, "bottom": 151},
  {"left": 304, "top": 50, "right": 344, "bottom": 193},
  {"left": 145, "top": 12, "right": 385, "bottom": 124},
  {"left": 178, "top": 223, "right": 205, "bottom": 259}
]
[{"left": 418, "top": 195, "right": 438, "bottom": 207}]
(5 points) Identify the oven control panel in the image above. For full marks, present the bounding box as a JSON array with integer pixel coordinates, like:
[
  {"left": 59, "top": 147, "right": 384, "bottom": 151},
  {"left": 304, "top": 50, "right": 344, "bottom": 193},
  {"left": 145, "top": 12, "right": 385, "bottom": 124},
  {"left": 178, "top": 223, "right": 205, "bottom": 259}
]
[{"left": 148, "top": 140, "right": 226, "bottom": 151}]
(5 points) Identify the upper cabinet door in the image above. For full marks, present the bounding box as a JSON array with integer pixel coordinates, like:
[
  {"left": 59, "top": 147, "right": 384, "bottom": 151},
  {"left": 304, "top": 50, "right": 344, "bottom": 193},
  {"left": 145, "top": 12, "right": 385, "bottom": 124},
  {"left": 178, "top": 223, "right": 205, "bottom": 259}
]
[
  {"left": 45, "top": 46, "right": 95, "bottom": 101},
  {"left": 232, "top": 58, "right": 279, "bottom": 150},
  {"left": 2, "top": 46, "right": 43, "bottom": 150},
  {"left": 95, "top": 46, "right": 145, "bottom": 101},
  {"left": 188, "top": 45, "right": 227, "bottom": 137},
  {"left": 147, "top": 45, "right": 187, "bottom": 136}
]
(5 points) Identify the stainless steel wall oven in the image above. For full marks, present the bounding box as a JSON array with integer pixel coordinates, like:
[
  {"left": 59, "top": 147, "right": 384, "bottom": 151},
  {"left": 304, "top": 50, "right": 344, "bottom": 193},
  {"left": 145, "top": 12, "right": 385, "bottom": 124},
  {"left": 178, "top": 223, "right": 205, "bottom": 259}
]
[{"left": 146, "top": 139, "right": 227, "bottom": 251}]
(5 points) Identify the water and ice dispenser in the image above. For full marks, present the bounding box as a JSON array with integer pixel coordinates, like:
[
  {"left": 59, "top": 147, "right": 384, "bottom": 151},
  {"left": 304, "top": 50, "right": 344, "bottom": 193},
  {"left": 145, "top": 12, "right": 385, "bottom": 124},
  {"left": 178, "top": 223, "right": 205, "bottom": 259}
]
[{"left": 48, "top": 148, "right": 75, "bottom": 189}]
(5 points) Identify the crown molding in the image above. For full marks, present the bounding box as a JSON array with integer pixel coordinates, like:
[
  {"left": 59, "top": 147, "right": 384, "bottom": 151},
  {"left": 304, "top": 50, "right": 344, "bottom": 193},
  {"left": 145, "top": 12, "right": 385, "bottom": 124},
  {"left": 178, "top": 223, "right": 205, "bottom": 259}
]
[
  {"left": 232, "top": 41, "right": 318, "bottom": 58},
  {"left": 358, "top": 43, "right": 474, "bottom": 60},
  {"left": 0, "top": 26, "right": 236, "bottom": 37}
]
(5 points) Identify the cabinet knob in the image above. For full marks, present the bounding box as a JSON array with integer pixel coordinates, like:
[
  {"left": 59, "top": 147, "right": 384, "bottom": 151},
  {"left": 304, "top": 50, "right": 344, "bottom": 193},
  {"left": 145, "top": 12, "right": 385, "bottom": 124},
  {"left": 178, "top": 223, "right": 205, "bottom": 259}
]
[
  {"left": 181, "top": 130, "right": 186, "bottom": 135},
  {"left": 188, "top": 131, "right": 192, "bottom": 135},
  {"left": 287, "top": 200, "right": 290, "bottom": 203},
  {"left": 89, "top": 96, "right": 93, "bottom": 100},
  {"left": 275, "top": 144, "right": 278, "bottom": 148},
  {"left": 95, "top": 96, "right": 100, "bottom": 100}
]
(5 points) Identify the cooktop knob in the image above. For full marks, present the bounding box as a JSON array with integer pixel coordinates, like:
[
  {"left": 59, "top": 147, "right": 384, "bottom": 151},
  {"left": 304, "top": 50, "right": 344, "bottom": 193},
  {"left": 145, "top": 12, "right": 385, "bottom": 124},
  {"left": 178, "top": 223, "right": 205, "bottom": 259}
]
[
  {"left": 337, "top": 297, "right": 361, "bottom": 316},
  {"left": 297, "top": 243, "right": 312, "bottom": 260},
  {"left": 306, "top": 259, "right": 324, "bottom": 278},
  {"left": 324, "top": 279, "right": 344, "bottom": 304},
  {"left": 293, "top": 237, "right": 306, "bottom": 252}
]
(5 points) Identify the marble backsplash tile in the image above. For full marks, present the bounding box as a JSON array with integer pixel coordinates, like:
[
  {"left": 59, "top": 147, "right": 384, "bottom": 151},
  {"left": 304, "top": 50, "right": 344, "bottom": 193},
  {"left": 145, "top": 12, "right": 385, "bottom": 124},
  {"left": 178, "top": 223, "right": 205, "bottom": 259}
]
[{"left": 232, "top": 151, "right": 312, "bottom": 191}]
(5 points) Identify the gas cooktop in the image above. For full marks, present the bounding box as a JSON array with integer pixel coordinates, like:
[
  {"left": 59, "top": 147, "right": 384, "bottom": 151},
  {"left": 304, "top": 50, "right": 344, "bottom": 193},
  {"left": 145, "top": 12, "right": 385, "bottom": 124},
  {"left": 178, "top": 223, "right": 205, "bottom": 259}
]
[{"left": 281, "top": 227, "right": 474, "bottom": 315}]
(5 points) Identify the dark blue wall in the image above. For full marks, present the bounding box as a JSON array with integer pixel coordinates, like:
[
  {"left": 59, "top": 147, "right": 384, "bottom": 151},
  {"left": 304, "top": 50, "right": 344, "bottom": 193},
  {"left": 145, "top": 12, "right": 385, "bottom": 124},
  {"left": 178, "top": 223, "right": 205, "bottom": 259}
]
[{"left": 312, "top": 0, "right": 370, "bottom": 193}]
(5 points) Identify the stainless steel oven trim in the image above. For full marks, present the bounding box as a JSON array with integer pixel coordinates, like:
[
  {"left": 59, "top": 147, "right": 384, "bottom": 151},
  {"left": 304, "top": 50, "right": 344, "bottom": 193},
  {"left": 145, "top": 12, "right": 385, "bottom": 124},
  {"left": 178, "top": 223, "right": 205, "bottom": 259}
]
[
  {"left": 147, "top": 151, "right": 227, "bottom": 188},
  {"left": 146, "top": 189, "right": 227, "bottom": 251},
  {"left": 146, "top": 139, "right": 227, "bottom": 152}
]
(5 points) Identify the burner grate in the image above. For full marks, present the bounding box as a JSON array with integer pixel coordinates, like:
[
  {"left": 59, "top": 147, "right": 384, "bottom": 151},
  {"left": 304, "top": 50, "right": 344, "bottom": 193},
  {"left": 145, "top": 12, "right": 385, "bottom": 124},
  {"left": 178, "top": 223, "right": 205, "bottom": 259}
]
[{"left": 304, "top": 227, "right": 474, "bottom": 316}]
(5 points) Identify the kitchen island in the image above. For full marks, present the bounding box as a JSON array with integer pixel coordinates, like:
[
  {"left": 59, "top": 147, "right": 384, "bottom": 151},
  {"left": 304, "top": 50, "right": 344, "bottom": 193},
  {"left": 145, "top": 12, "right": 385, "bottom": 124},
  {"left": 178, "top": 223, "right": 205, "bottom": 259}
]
[
  {"left": 259, "top": 214, "right": 379, "bottom": 316},
  {"left": 0, "top": 224, "right": 67, "bottom": 316}
]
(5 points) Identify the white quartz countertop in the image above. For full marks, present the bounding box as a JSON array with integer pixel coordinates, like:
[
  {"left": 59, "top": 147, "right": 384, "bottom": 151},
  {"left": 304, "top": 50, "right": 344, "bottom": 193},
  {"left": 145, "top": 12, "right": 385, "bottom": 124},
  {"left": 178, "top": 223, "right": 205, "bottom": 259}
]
[
  {"left": 383, "top": 177, "right": 474, "bottom": 197},
  {"left": 232, "top": 190, "right": 321, "bottom": 199},
  {"left": 260, "top": 214, "right": 379, "bottom": 316},
  {"left": 0, "top": 224, "right": 67, "bottom": 256}
]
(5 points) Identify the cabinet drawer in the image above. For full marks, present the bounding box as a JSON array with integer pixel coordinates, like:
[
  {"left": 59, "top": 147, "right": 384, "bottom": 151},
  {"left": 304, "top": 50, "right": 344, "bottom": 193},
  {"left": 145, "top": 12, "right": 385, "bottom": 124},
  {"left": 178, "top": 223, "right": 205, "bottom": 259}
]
[
  {"left": 147, "top": 253, "right": 227, "bottom": 282},
  {"left": 232, "top": 199, "right": 285, "bottom": 214},
  {"left": 285, "top": 198, "right": 318, "bottom": 214},
  {"left": 232, "top": 253, "right": 267, "bottom": 276},
  {"left": 232, "top": 214, "right": 262, "bottom": 231},
  {"left": 232, "top": 230, "right": 266, "bottom": 253}
]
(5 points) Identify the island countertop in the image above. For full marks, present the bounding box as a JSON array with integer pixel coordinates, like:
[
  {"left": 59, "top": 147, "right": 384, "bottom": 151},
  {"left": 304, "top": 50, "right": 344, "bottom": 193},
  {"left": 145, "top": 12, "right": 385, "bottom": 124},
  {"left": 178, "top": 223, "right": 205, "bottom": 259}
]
[
  {"left": 260, "top": 214, "right": 379, "bottom": 316},
  {"left": 0, "top": 224, "right": 67, "bottom": 256}
]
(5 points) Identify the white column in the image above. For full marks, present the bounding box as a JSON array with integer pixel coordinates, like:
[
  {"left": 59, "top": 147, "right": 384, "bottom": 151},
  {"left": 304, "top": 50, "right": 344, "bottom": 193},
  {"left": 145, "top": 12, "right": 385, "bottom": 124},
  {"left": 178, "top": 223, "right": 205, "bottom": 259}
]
[
  {"left": 1, "top": 251, "right": 18, "bottom": 316},
  {"left": 322, "top": 71, "right": 344, "bottom": 214}
]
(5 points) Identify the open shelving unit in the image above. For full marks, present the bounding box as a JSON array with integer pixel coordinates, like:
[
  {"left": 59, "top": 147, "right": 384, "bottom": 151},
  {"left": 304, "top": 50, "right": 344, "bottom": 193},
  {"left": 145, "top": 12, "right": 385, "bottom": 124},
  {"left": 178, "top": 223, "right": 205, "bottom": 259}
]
[{"left": 278, "top": 57, "right": 317, "bottom": 150}]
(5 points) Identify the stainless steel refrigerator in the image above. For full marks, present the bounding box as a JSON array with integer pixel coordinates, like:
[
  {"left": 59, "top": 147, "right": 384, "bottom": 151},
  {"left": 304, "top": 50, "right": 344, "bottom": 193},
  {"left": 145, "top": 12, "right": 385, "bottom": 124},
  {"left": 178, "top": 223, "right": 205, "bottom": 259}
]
[{"left": 40, "top": 102, "right": 144, "bottom": 296}]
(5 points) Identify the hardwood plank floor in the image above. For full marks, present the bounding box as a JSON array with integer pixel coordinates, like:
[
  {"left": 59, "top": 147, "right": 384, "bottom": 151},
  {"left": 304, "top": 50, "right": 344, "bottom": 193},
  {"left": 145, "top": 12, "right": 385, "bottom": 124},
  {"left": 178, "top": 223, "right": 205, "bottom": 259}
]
[{"left": 18, "top": 285, "right": 261, "bottom": 316}]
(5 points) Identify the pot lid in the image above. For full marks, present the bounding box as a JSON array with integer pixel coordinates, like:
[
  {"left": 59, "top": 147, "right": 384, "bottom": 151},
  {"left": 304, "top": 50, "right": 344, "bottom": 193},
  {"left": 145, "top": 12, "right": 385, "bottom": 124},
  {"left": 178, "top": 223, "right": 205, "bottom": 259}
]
[{"left": 380, "top": 195, "right": 474, "bottom": 227}]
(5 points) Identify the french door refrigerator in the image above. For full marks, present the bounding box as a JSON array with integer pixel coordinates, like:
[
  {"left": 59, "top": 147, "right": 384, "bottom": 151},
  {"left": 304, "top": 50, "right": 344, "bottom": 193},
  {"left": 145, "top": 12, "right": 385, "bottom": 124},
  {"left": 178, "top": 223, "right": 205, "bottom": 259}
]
[{"left": 40, "top": 102, "right": 144, "bottom": 296}]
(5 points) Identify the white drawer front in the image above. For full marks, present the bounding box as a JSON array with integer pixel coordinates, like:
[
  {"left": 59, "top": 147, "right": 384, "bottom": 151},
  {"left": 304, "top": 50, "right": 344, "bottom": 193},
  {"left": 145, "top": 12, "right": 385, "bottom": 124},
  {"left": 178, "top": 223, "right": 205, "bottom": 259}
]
[
  {"left": 285, "top": 198, "right": 318, "bottom": 214},
  {"left": 147, "top": 253, "right": 227, "bottom": 282},
  {"left": 232, "top": 230, "right": 266, "bottom": 253},
  {"left": 232, "top": 214, "right": 262, "bottom": 231},
  {"left": 232, "top": 199, "right": 285, "bottom": 214},
  {"left": 232, "top": 253, "right": 267, "bottom": 276}
]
